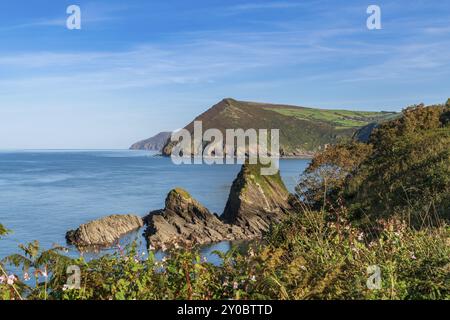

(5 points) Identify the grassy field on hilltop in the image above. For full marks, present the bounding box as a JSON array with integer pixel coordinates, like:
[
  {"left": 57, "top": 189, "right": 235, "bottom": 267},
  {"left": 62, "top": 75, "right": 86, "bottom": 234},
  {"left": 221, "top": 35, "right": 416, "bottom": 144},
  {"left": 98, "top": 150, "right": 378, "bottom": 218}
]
[{"left": 267, "top": 106, "right": 397, "bottom": 129}]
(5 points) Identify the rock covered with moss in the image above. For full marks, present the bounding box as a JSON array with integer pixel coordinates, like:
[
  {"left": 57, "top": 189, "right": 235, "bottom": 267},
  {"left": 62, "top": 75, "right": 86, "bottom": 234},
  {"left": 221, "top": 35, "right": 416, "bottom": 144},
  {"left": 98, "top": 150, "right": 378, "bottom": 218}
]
[{"left": 221, "top": 163, "right": 299, "bottom": 236}]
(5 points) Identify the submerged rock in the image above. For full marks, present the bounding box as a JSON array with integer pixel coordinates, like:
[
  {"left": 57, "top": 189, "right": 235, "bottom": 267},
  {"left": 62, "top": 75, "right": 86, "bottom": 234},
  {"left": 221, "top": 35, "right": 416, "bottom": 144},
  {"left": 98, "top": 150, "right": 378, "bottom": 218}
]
[
  {"left": 144, "top": 188, "right": 246, "bottom": 249},
  {"left": 66, "top": 214, "right": 144, "bottom": 247}
]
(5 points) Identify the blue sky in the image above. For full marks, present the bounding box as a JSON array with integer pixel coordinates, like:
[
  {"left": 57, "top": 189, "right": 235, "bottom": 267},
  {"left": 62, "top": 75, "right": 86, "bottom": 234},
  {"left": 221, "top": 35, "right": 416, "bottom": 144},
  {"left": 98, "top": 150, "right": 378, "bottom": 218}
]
[{"left": 0, "top": 0, "right": 449, "bottom": 149}]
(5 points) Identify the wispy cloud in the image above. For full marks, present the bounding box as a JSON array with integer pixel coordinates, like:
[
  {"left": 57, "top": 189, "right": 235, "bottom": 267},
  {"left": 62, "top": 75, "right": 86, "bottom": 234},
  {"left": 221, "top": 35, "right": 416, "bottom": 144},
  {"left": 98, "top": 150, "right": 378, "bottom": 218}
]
[{"left": 227, "top": 1, "right": 305, "bottom": 12}]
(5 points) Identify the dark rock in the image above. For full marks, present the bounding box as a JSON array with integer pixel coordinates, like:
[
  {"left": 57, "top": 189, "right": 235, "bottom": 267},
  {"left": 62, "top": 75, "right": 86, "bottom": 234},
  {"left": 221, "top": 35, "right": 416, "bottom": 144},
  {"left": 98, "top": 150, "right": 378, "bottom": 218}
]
[
  {"left": 221, "top": 163, "right": 296, "bottom": 237},
  {"left": 144, "top": 164, "right": 298, "bottom": 249},
  {"left": 144, "top": 188, "right": 246, "bottom": 249}
]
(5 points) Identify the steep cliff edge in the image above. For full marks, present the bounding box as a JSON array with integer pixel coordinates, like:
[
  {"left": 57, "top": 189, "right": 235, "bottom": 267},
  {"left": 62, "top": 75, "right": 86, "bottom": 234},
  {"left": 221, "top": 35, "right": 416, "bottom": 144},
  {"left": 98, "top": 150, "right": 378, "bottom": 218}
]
[
  {"left": 130, "top": 132, "right": 171, "bottom": 151},
  {"left": 221, "top": 164, "right": 299, "bottom": 236}
]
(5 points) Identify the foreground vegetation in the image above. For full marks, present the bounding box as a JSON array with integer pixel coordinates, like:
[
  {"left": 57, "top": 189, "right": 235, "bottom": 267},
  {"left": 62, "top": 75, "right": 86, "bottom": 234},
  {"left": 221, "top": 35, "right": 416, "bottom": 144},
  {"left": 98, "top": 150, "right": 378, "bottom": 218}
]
[{"left": 1, "top": 102, "right": 449, "bottom": 300}]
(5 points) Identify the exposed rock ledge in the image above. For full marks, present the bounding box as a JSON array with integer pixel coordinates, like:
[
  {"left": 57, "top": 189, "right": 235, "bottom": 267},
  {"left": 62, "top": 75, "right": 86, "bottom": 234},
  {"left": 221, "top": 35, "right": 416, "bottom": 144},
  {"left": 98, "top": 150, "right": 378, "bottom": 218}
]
[
  {"left": 66, "top": 214, "right": 144, "bottom": 247},
  {"left": 144, "top": 164, "right": 300, "bottom": 249}
]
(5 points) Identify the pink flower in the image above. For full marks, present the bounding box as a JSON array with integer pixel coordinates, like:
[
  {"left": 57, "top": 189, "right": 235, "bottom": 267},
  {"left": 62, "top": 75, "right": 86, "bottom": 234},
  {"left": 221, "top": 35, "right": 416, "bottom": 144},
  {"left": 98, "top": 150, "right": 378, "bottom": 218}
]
[
  {"left": 0, "top": 275, "right": 5, "bottom": 284},
  {"left": 233, "top": 282, "right": 239, "bottom": 290},
  {"left": 411, "top": 253, "right": 417, "bottom": 260}
]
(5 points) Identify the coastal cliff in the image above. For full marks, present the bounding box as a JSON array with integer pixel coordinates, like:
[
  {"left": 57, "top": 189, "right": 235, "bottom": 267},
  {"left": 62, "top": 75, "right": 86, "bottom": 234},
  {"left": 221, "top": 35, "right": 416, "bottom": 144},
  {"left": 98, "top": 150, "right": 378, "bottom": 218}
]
[{"left": 130, "top": 132, "right": 171, "bottom": 151}]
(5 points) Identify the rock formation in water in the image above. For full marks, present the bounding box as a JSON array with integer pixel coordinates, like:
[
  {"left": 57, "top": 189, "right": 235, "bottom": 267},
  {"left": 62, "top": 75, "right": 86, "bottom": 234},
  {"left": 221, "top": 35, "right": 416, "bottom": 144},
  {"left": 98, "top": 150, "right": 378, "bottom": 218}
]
[
  {"left": 130, "top": 131, "right": 172, "bottom": 151},
  {"left": 144, "top": 188, "right": 247, "bottom": 249},
  {"left": 66, "top": 214, "right": 144, "bottom": 247},
  {"left": 221, "top": 163, "right": 299, "bottom": 237},
  {"left": 143, "top": 163, "right": 300, "bottom": 249},
  {"left": 66, "top": 164, "right": 300, "bottom": 250}
]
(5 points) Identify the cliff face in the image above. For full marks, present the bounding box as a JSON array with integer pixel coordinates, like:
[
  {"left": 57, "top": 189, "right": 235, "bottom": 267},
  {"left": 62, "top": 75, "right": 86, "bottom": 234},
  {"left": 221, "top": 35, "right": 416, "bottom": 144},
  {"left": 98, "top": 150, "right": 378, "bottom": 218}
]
[
  {"left": 221, "top": 164, "right": 298, "bottom": 236},
  {"left": 161, "top": 98, "right": 396, "bottom": 157},
  {"left": 130, "top": 132, "right": 171, "bottom": 151},
  {"left": 144, "top": 164, "right": 300, "bottom": 249},
  {"left": 66, "top": 214, "right": 144, "bottom": 247}
]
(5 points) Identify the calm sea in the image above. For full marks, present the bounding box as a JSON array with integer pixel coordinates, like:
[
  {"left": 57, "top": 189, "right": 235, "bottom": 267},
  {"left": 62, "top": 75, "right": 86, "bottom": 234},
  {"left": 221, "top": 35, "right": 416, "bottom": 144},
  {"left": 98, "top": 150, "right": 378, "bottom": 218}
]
[{"left": 0, "top": 150, "right": 309, "bottom": 263}]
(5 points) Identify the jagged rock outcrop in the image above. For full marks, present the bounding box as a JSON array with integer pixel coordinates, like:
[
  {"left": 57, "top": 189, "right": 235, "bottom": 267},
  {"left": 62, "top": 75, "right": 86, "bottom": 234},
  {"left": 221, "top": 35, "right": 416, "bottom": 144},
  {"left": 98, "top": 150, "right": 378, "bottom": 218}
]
[
  {"left": 66, "top": 214, "right": 144, "bottom": 247},
  {"left": 221, "top": 164, "right": 299, "bottom": 237},
  {"left": 144, "top": 188, "right": 247, "bottom": 249},
  {"left": 144, "top": 164, "right": 300, "bottom": 249},
  {"left": 130, "top": 132, "right": 171, "bottom": 151}
]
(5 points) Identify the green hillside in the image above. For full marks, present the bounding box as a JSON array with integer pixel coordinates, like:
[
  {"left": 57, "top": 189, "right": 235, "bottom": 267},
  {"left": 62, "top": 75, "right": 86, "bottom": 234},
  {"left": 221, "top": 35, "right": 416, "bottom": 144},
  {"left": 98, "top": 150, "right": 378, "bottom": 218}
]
[
  {"left": 298, "top": 101, "right": 450, "bottom": 226},
  {"left": 161, "top": 98, "right": 396, "bottom": 157}
]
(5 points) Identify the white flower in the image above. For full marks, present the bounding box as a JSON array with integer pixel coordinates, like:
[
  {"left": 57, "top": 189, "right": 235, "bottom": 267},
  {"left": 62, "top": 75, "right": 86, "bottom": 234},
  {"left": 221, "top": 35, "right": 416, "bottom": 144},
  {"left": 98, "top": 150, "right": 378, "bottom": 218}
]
[
  {"left": 148, "top": 245, "right": 155, "bottom": 251},
  {"left": 23, "top": 272, "right": 30, "bottom": 281},
  {"left": 357, "top": 232, "right": 365, "bottom": 241},
  {"left": 161, "top": 244, "right": 167, "bottom": 252},
  {"left": 300, "top": 265, "right": 307, "bottom": 271},
  {"left": 250, "top": 275, "right": 256, "bottom": 282},
  {"left": 0, "top": 275, "right": 6, "bottom": 284},
  {"left": 142, "top": 251, "right": 146, "bottom": 256},
  {"left": 7, "top": 274, "right": 16, "bottom": 285},
  {"left": 62, "top": 284, "right": 69, "bottom": 291},
  {"left": 41, "top": 269, "right": 48, "bottom": 278},
  {"left": 233, "top": 282, "right": 239, "bottom": 290}
]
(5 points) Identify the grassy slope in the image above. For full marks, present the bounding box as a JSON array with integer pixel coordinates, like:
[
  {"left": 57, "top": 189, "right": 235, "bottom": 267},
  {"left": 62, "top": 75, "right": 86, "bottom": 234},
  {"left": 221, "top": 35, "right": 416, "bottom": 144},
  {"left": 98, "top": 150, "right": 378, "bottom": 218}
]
[{"left": 163, "top": 98, "right": 396, "bottom": 155}]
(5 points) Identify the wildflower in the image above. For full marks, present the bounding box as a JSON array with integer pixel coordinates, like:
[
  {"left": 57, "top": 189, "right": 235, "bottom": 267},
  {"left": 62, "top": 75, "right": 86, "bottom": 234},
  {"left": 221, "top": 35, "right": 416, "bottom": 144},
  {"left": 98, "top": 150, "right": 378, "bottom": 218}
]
[
  {"left": 161, "top": 244, "right": 167, "bottom": 252},
  {"left": 7, "top": 274, "right": 16, "bottom": 285},
  {"left": 23, "top": 272, "right": 30, "bottom": 281},
  {"left": 300, "top": 265, "right": 307, "bottom": 271},
  {"left": 357, "top": 232, "right": 365, "bottom": 241},
  {"left": 0, "top": 275, "right": 5, "bottom": 284},
  {"left": 411, "top": 253, "right": 417, "bottom": 260},
  {"left": 202, "top": 256, "right": 208, "bottom": 263},
  {"left": 62, "top": 284, "right": 69, "bottom": 291},
  {"left": 149, "top": 245, "right": 155, "bottom": 251},
  {"left": 41, "top": 269, "right": 48, "bottom": 278},
  {"left": 142, "top": 251, "right": 146, "bottom": 256},
  {"left": 162, "top": 256, "right": 168, "bottom": 263},
  {"left": 174, "top": 243, "right": 180, "bottom": 249},
  {"left": 233, "top": 282, "right": 239, "bottom": 290},
  {"left": 250, "top": 275, "right": 256, "bottom": 282}
]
